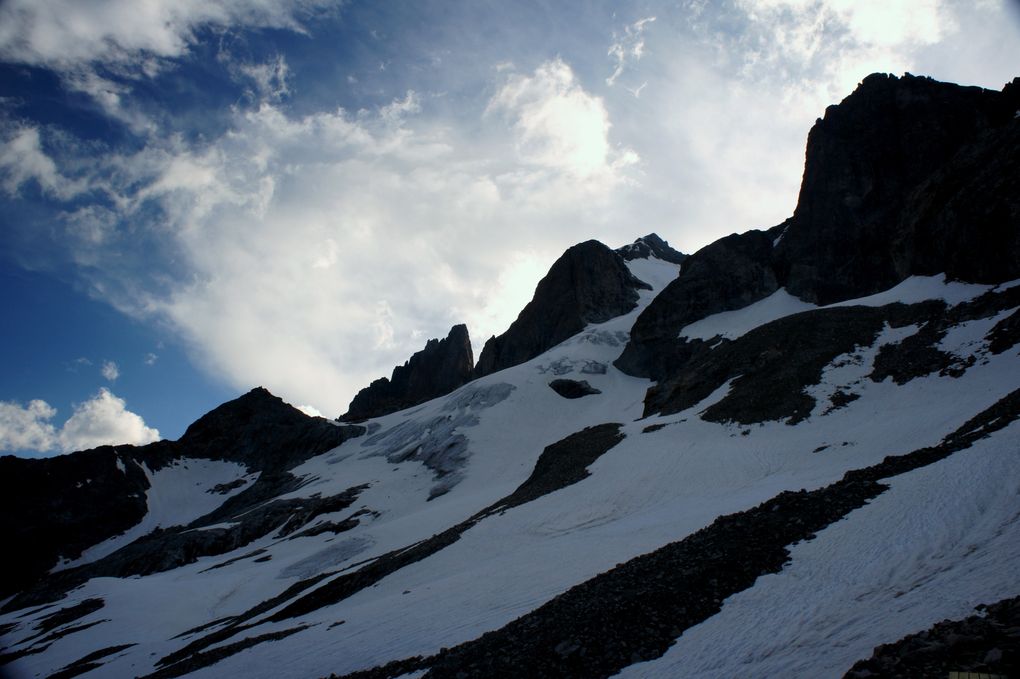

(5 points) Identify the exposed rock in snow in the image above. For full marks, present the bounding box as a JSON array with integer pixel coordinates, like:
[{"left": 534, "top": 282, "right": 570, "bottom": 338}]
[
  {"left": 548, "top": 379, "right": 602, "bottom": 399},
  {"left": 616, "top": 233, "right": 686, "bottom": 265}
]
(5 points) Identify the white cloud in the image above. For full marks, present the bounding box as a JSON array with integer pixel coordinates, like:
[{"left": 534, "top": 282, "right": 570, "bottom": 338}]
[
  {"left": 102, "top": 360, "right": 120, "bottom": 381},
  {"left": 0, "top": 389, "right": 160, "bottom": 456},
  {"left": 0, "top": 127, "right": 89, "bottom": 199},
  {"left": 607, "top": 16, "right": 656, "bottom": 87},
  {"left": 0, "top": 399, "right": 59, "bottom": 453},
  {"left": 0, "top": 0, "right": 330, "bottom": 134},
  {"left": 733, "top": 0, "right": 958, "bottom": 100},
  {"left": 0, "top": 0, "right": 326, "bottom": 69},
  {"left": 235, "top": 54, "right": 292, "bottom": 103},
  {"left": 58, "top": 388, "right": 160, "bottom": 453},
  {"left": 145, "top": 353, "right": 159, "bottom": 366},
  {"left": 296, "top": 404, "right": 324, "bottom": 417},
  {"left": 14, "top": 69, "right": 646, "bottom": 417},
  {"left": 4, "top": 2, "right": 1016, "bottom": 423},
  {"left": 487, "top": 59, "right": 638, "bottom": 180}
]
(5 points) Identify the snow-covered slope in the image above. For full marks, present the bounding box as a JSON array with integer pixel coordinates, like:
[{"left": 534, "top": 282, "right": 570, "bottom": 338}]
[
  {"left": 3, "top": 72, "right": 1019, "bottom": 679},
  {"left": 2, "top": 251, "right": 1017, "bottom": 679}
]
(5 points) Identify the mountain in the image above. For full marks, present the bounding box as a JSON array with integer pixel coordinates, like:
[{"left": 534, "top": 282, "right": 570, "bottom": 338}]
[
  {"left": 474, "top": 239, "right": 652, "bottom": 377},
  {"left": 1, "top": 73, "right": 1018, "bottom": 679}
]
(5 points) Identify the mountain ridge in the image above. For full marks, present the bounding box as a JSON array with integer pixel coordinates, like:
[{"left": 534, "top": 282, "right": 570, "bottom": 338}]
[{"left": 2, "top": 72, "right": 1018, "bottom": 679}]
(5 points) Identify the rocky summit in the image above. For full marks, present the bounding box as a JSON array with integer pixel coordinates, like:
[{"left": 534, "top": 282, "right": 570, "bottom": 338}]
[
  {"left": 475, "top": 239, "right": 652, "bottom": 377},
  {"left": 2, "top": 73, "right": 1018, "bottom": 679},
  {"left": 341, "top": 324, "right": 475, "bottom": 422}
]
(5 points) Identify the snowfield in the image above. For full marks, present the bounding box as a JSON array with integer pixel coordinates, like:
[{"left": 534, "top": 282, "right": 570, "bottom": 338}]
[{"left": 2, "top": 261, "right": 1018, "bottom": 679}]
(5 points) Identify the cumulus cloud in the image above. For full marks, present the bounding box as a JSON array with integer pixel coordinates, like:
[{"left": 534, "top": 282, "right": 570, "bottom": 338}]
[
  {"left": 102, "top": 360, "right": 120, "bottom": 381},
  {"left": 0, "top": 389, "right": 160, "bottom": 456},
  {"left": 0, "top": 399, "right": 59, "bottom": 453},
  {"left": 58, "top": 388, "right": 160, "bottom": 453},
  {"left": 487, "top": 59, "right": 638, "bottom": 180}
]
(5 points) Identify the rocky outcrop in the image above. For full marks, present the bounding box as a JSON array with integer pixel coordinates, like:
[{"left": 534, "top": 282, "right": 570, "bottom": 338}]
[
  {"left": 775, "top": 72, "right": 1020, "bottom": 304},
  {"left": 0, "top": 445, "right": 167, "bottom": 600},
  {"left": 845, "top": 595, "right": 1020, "bottom": 679},
  {"left": 0, "top": 387, "right": 364, "bottom": 602},
  {"left": 476, "top": 240, "right": 650, "bottom": 377},
  {"left": 549, "top": 379, "right": 602, "bottom": 399},
  {"left": 181, "top": 387, "right": 362, "bottom": 472},
  {"left": 615, "top": 229, "right": 780, "bottom": 378},
  {"left": 616, "top": 233, "right": 686, "bottom": 264},
  {"left": 341, "top": 324, "right": 475, "bottom": 422},
  {"left": 617, "top": 73, "right": 1020, "bottom": 381},
  {"left": 643, "top": 285, "right": 1020, "bottom": 421}
]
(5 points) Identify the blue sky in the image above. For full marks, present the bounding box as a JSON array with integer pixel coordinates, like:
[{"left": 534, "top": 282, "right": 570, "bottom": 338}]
[{"left": 1, "top": 0, "right": 1018, "bottom": 456}]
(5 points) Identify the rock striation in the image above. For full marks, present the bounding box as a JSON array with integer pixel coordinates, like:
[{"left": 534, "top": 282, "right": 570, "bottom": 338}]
[
  {"left": 341, "top": 324, "right": 474, "bottom": 422},
  {"left": 618, "top": 73, "right": 1020, "bottom": 381},
  {"left": 476, "top": 240, "right": 650, "bottom": 377}
]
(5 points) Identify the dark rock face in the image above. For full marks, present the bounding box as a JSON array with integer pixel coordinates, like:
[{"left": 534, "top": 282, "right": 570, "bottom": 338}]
[
  {"left": 616, "top": 233, "right": 687, "bottom": 265},
  {"left": 776, "top": 72, "right": 1020, "bottom": 304},
  {"left": 341, "top": 324, "right": 475, "bottom": 422},
  {"left": 180, "top": 386, "right": 358, "bottom": 473},
  {"left": 0, "top": 444, "right": 171, "bottom": 600},
  {"left": 0, "top": 387, "right": 364, "bottom": 603},
  {"left": 549, "top": 379, "right": 602, "bottom": 399},
  {"left": 615, "top": 229, "right": 779, "bottom": 378},
  {"left": 476, "top": 240, "right": 650, "bottom": 377},
  {"left": 618, "top": 73, "right": 1020, "bottom": 381}
]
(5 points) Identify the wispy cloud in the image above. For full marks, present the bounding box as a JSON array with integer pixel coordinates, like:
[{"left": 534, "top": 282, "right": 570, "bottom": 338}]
[
  {"left": 0, "top": 127, "right": 90, "bottom": 200},
  {"left": 606, "top": 16, "right": 656, "bottom": 87},
  {"left": 101, "top": 360, "right": 120, "bottom": 381},
  {"left": 0, "top": 0, "right": 331, "bottom": 135}
]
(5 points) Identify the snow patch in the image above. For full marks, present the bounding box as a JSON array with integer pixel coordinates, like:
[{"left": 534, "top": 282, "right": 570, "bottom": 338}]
[
  {"left": 618, "top": 421, "right": 1020, "bottom": 679},
  {"left": 679, "top": 289, "right": 815, "bottom": 341},
  {"left": 828, "top": 274, "right": 994, "bottom": 309},
  {"left": 54, "top": 459, "right": 257, "bottom": 571}
]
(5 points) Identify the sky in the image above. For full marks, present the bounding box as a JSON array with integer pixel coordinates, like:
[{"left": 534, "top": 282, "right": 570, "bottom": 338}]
[{"left": 1, "top": 0, "right": 1018, "bottom": 457}]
